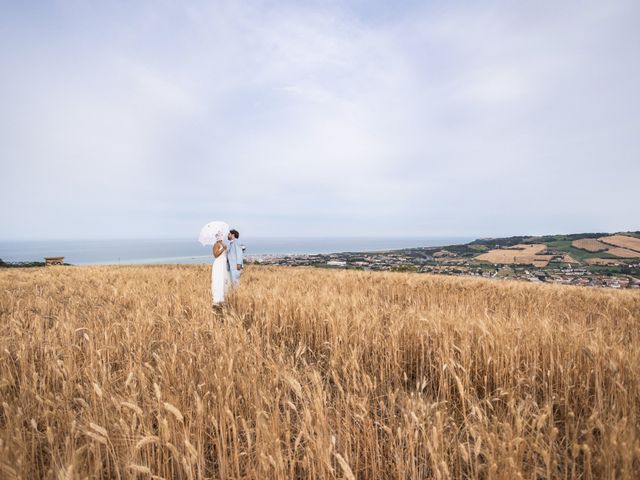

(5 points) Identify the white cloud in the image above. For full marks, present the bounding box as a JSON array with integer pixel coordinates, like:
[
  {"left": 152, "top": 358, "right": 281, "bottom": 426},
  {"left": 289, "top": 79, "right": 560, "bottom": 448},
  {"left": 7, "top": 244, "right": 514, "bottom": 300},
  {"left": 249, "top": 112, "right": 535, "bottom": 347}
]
[{"left": 1, "top": 0, "right": 639, "bottom": 239}]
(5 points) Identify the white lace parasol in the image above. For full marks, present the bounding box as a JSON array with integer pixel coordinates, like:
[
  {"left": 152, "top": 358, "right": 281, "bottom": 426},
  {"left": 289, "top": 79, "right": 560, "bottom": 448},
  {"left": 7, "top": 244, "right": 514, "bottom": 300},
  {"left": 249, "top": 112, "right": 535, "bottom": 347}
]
[{"left": 198, "top": 221, "right": 230, "bottom": 246}]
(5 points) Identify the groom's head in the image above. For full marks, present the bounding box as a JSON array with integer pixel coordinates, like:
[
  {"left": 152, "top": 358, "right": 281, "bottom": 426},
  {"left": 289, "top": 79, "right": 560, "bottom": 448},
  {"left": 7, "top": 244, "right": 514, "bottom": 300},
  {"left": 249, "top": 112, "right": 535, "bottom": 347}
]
[{"left": 228, "top": 229, "right": 239, "bottom": 240}]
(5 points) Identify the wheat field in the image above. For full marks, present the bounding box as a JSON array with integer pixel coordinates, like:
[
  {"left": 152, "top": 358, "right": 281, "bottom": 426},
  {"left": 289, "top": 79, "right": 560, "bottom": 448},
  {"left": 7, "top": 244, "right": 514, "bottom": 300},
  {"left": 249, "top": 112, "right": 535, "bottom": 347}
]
[
  {"left": 571, "top": 239, "right": 609, "bottom": 253},
  {"left": 475, "top": 244, "right": 553, "bottom": 267},
  {"left": 599, "top": 235, "right": 640, "bottom": 253},
  {"left": 1, "top": 265, "right": 639, "bottom": 479}
]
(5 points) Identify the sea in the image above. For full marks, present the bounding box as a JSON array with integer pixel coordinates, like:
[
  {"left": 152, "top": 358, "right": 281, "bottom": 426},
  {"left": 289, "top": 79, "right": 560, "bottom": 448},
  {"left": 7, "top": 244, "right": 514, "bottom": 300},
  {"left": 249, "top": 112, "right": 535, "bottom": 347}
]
[{"left": 0, "top": 237, "right": 475, "bottom": 265}]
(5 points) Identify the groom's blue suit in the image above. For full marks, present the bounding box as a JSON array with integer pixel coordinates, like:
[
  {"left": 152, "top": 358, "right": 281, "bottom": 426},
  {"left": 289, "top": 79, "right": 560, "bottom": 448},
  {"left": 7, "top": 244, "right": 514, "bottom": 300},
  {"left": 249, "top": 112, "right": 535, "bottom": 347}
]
[{"left": 227, "top": 239, "right": 243, "bottom": 286}]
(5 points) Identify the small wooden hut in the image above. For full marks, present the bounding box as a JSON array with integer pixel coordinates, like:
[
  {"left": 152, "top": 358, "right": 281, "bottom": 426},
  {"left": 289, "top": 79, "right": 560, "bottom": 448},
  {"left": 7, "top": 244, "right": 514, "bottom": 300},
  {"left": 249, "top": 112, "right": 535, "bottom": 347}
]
[{"left": 44, "top": 256, "right": 65, "bottom": 266}]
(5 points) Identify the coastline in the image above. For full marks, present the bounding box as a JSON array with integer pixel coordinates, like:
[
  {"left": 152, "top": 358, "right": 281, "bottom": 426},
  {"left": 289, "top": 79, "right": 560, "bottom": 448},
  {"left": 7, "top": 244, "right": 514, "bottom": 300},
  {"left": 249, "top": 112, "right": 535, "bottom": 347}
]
[{"left": 0, "top": 236, "right": 474, "bottom": 265}]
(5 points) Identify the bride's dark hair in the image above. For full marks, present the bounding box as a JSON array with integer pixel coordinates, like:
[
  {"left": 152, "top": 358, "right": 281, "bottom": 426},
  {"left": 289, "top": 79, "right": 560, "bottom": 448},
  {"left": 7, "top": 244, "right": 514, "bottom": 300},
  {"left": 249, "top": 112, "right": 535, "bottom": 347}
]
[{"left": 230, "top": 229, "right": 240, "bottom": 239}]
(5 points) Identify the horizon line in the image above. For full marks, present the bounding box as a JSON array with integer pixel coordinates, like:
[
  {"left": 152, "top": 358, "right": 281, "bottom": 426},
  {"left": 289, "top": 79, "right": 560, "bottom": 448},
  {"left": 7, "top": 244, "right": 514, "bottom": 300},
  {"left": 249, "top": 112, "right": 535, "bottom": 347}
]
[{"left": 2, "top": 230, "right": 639, "bottom": 243}]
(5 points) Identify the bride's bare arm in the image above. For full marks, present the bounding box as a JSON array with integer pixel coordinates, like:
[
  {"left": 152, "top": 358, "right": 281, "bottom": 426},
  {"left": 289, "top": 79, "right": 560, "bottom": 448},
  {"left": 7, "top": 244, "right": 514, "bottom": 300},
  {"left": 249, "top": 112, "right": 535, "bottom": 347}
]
[{"left": 213, "top": 242, "right": 227, "bottom": 258}]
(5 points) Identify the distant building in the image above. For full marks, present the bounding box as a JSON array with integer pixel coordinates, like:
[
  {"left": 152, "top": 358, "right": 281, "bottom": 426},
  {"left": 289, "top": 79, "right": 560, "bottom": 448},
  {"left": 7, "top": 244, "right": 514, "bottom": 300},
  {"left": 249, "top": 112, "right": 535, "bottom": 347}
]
[
  {"left": 327, "top": 260, "right": 347, "bottom": 267},
  {"left": 44, "top": 256, "right": 64, "bottom": 266}
]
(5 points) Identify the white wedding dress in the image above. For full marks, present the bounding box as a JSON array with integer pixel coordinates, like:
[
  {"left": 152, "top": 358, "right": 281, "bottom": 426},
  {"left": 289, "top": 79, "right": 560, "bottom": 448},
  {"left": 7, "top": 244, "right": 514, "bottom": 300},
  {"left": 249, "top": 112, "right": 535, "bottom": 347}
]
[{"left": 211, "top": 249, "right": 230, "bottom": 304}]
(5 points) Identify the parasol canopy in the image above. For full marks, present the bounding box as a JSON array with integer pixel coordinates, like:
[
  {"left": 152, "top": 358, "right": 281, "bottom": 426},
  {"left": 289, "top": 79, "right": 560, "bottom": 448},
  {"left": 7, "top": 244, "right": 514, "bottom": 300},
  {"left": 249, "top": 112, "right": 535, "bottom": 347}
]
[{"left": 198, "top": 221, "right": 230, "bottom": 246}]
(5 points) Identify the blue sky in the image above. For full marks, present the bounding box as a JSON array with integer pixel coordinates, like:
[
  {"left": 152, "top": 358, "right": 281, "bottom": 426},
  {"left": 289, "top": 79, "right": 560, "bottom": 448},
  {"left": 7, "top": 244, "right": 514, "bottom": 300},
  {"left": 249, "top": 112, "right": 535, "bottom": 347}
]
[{"left": 1, "top": 0, "right": 639, "bottom": 240}]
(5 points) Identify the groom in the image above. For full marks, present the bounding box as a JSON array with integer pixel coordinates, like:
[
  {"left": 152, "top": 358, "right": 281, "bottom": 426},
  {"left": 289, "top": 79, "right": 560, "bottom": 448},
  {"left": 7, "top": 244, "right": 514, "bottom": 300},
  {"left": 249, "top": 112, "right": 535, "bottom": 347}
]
[{"left": 227, "top": 229, "right": 243, "bottom": 286}]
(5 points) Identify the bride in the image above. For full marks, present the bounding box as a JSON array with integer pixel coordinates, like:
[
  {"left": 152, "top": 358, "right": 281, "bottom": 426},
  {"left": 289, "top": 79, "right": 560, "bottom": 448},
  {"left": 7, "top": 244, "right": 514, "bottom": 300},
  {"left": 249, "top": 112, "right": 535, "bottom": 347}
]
[{"left": 211, "top": 233, "right": 231, "bottom": 306}]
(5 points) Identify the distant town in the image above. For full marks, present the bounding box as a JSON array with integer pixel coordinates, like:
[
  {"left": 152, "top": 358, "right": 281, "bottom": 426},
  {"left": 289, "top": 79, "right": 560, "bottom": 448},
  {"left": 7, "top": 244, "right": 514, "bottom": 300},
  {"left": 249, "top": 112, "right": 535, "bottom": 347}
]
[{"left": 248, "top": 232, "right": 640, "bottom": 289}]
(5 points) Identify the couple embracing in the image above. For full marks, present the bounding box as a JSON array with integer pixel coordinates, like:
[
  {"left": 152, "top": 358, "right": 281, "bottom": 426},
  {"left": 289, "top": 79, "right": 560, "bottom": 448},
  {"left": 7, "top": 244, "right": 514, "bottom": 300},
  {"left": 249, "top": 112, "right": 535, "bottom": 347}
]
[{"left": 211, "top": 229, "right": 243, "bottom": 306}]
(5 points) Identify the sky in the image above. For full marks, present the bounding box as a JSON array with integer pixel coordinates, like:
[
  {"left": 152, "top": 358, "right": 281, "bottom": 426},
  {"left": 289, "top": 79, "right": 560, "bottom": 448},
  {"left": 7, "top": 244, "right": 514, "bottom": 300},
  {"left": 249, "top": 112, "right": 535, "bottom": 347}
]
[{"left": 1, "top": 0, "right": 639, "bottom": 240}]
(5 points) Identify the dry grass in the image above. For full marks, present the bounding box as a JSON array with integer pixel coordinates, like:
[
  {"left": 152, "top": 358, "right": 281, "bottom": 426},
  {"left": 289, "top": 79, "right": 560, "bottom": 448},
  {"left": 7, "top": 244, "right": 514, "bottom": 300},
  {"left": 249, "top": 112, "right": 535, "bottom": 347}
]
[
  {"left": 476, "top": 244, "right": 553, "bottom": 267},
  {"left": 599, "top": 235, "right": 640, "bottom": 253},
  {"left": 606, "top": 247, "right": 640, "bottom": 259},
  {"left": 1, "top": 265, "right": 640, "bottom": 479},
  {"left": 571, "top": 239, "right": 609, "bottom": 253},
  {"left": 572, "top": 236, "right": 639, "bottom": 258},
  {"left": 584, "top": 258, "right": 625, "bottom": 266}
]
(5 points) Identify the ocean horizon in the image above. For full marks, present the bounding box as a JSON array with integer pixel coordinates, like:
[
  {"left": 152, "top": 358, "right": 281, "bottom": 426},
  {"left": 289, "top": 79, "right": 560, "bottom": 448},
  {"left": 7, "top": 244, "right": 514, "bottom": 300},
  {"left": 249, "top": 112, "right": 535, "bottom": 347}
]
[{"left": 0, "top": 236, "right": 476, "bottom": 265}]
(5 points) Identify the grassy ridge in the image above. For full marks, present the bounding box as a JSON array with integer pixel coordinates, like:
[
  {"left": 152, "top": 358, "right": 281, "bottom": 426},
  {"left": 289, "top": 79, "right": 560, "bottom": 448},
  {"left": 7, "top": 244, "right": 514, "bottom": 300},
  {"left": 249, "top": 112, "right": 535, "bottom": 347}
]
[{"left": 1, "top": 265, "right": 639, "bottom": 479}]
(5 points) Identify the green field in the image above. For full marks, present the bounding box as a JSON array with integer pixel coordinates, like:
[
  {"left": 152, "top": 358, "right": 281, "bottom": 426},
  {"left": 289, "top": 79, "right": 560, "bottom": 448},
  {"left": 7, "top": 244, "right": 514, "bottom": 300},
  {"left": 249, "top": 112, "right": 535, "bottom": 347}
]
[{"left": 468, "top": 232, "right": 639, "bottom": 277}]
